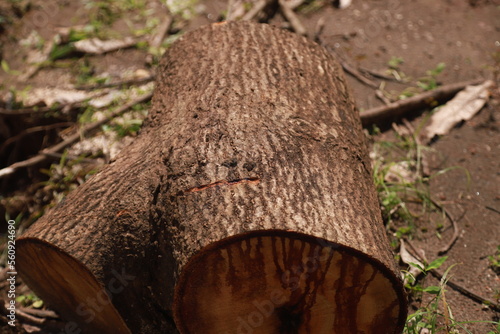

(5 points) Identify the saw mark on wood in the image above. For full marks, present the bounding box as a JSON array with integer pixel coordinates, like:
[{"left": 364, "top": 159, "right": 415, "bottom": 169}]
[{"left": 180, "top": 177, "right": 260, "bottom": 195}]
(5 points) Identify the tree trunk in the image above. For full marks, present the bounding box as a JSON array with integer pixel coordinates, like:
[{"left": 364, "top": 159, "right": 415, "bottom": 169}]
[{"left": 17, "top": 21, "right": 407, "bottom": 334}]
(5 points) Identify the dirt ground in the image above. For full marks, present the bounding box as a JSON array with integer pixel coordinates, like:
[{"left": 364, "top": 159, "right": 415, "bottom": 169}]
[{"left": 0, "top": 0, "right": 499, "bottom": 333}]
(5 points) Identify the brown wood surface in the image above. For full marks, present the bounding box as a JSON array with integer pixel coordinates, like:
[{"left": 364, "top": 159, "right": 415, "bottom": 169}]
[{"left": 17, "top": 21, "right": 407, "bottom": 333}]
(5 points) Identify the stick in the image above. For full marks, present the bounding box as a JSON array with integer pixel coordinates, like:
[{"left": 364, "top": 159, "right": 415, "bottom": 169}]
[
  {"left": 226, "top": 0, "right": 235, "bottom": 20},
  {"left": 359, "top": 67, "right": 402, "bottom": 82},
  {"left": 0, "top": 122, "right": 73, "bottom": 151},
  {"left": 485, "top": 205, "right": 500, "bottom": 215},
  {"left": 149, "top": 13, "right": 173, "bottom": 49},
  {"left": 226, "top": 0, "right": 248, "bottom": 20},
  {"left": 19, "top": 38, "right": 56, "bottom": 81},
  {"left": 317, "top": 36, "right": 378, "bottom": 88},
  {"left": 375, "top": 89, "right": 391, "bottom": 105},
  {"left": 341, "top": 61, "right": 378, "bottom": 88},
  {"left": 146, "top": 8, "right": 173, "bottom": 65},
  {"left": 74, "top": 75, "right": 155, "bottom": 91},
  {"left": 0, "top": 103, "right": 84, "bottom": 116},
  {"left": 15, "top": 309, "right": 46, "bottom": 325},
  {"left": 429, "top": 197, "right": 462, "bottom": 255},
  {"left": 0, "top": 90, "right": 112, "bottom": 116},
  {"left": 18, "top": 307, "right": 59, "bottom": 319},
  {"left": 404, "top": 239, "right": 500, "bottom": 312},
  {"left": 0, "top": 92, "right": 153, "bottom": 179},
  {"left": 282, "top": 0, "right": 305, "bottom": 10},
  {"left": 313, "top": 16, "right": 326, "bottom": 43},
  {"left": 242, "top": 0, "right": 269, "bottom": 21},
  {"left": 360, "top": 79, "right": 485, "bottom": 127},
  {"left": 279, "top": 0, "right": 307, "bottom": 36},
  {"left": 41, "top": 152, "right": 100, "bottom": 164},
  {"left": 326, "top": 48, "right": 378, "bottom": 88},
  {"left": 0, "top": 301, "right": 45, "bottom": 325}
]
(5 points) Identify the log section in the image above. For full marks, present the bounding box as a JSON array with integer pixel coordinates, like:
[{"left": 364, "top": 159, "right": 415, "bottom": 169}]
[{"left": 17, "top": 21, "right": 407, "bottom": 333}]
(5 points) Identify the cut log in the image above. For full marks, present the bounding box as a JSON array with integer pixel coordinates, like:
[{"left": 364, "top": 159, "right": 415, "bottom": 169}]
[{"left": 17, "top": 21, "right": 407, "bottom": 333}]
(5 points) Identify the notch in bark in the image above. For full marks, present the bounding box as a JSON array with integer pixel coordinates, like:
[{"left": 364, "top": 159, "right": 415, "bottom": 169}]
[{"left": 16, "top": 21, "right": 407, "bottom": 333}]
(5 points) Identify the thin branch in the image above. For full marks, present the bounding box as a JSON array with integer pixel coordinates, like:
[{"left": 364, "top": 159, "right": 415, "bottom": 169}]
[
  {"left": 404, "top": 239, "right": 500, "bottom": 312},
  {"left": 0, "top": 301, "right": 44, "bottom": 326},
  {"left": 18, "top": 307, "right": 59, "bottom": 319},
  {"left": 74, "top": 75, "right": 155, "bottom": 91},
  {"left": 19, "top": 38, "right": 56, "bottom": 81},
  {"left": 145, "top": 8, "right": 173, "bottom": 65},
  {"left": 227, "top": 0, "right": 249, "bottom": 20},
  {"left": 327, "top": 49, "right": 378, "bottom": 88},
  {"left": 283, "top": 0, "right": 305, "bottom": 9},
  {"left": 0, "top": 122, "right": 73, "bottom": 152},
  {"left": 317, "top": 34, "right": 379, "bottom": 88},
  {"left": 0, "top": 90, "right": 111, "bottom": 115},
  {"left": 226, "top": 0, "right": 235, "bottom": 20},
  {"left": 428, "top": 197, "right": 462, "bottom": 255},
  {"left": 0, "top": 92, "right": 152, "bottom": 179},
  {"left": 375, "top": 89, "right": 391, "bottom": 105},
  {"left": 359, "top": 67, "right": 402, "bottom": 82},
  {"left": 242, "top": 0, "right": 273, "bottom": 21},
  {"left": 360, "top": 79, "right": 485, "bottom": 127},
  {"left": 341, "top": 60, "right": 378, "bottom": 88},
  {"left": 313, "top": 16, "right": 326, "bottom": 43},
  {"left": 485, "top": 205, "right": 500, "bottom": 215},
  {"left": 41, "top": 152, "right": 101, "bottom": 164},
  {"left": 0, "top": 103, "right": 83, "bottom": 116},
  {"left": 279, "top": 0, "right": 307, "bottom": 36},
  {"left": 149, "top": 11, "right": 173, "bottom": 48},
  {"left": 15, "top": 309, "right": 46, "bottom": 325}
]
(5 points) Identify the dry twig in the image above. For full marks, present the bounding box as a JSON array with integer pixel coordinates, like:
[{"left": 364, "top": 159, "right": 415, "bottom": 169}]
[
  {"left": 359, "top": 67, "right": 401, "bottom": 82},
  {"left": 403, "top": 239, "right": 500, "bottom": 312},
  {"left": 226, "top": 0, "right": 236, "bottom": 20},
  {"left": 0, "top": 301, "right": 44, "bottom": 326},
  {"left": 149, "top": 13, "right": 173, "bottom": 48},
  {"left": 74, "top": 75, "right": 155, "bottom": 90},
  {"left": 242, "top": 0, "right": 270, "bottom": 21},
  {"left": 429, "top": 198, "right": 463, "bottom": 255},
  {"left": 18, "top": 307, "right": 59, "bottom": 320},
  {"left": 485, "top": 205, "right": 500, "bottom": 215},
  {"left": 313, "top": 16, "right": 326, "bottom": 43},
  {"left": 146, "top": 7, "right": 173, "bottom": 64},
  {"left": 360, "top": 79, "right": 485, "bottom": 127},
  {"left": 0, "top": 89, "right": 113, "bottom": 115},
  {"left": 375, "top": 89, "right": 391, "bottom": 105},
  {"left": 0, "top": 102, "right": 84, "bottom": 116},
  {"left": 0, "top": 93, "right": 153, "bottom": 179},
  {"left": 336, "top": 57, "right": 378, "bottom": 88},
  {"left": 15, "top": 309, "right": 46, "bottom": 325},
  {"left": 279, "top": 0, "right": 307, "bottom": 36},
  {"left": 0, "top": 123, "right": 73, "bottom": 152}
]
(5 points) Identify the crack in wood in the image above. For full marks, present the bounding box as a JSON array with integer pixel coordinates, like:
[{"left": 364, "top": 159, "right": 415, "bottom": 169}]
[{"left": 180, "top": 177, "right": 260, "bottom": 195}]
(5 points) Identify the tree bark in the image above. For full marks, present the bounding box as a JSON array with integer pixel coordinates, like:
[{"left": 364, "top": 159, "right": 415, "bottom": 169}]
[{"left": 17, "top": 21, "right": 407, "bottom": 334}]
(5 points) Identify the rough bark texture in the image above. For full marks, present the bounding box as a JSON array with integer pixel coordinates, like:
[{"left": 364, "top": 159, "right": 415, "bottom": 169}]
[{"left": 17, "top": 21, "right": 407, "bottom": 333}]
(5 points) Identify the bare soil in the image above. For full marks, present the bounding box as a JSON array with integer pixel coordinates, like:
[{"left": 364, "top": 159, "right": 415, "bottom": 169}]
[{"left": 0, "top": 0, "right": 499, "bottom": 333}]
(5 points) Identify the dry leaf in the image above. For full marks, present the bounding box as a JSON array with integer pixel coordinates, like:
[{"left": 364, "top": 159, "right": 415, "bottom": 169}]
[
  {"left": 423, "top": 80, "right": 494, "bottom": 143},
  {"left": 400, "top": 240, "right": 424, "bottom": 285}
]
